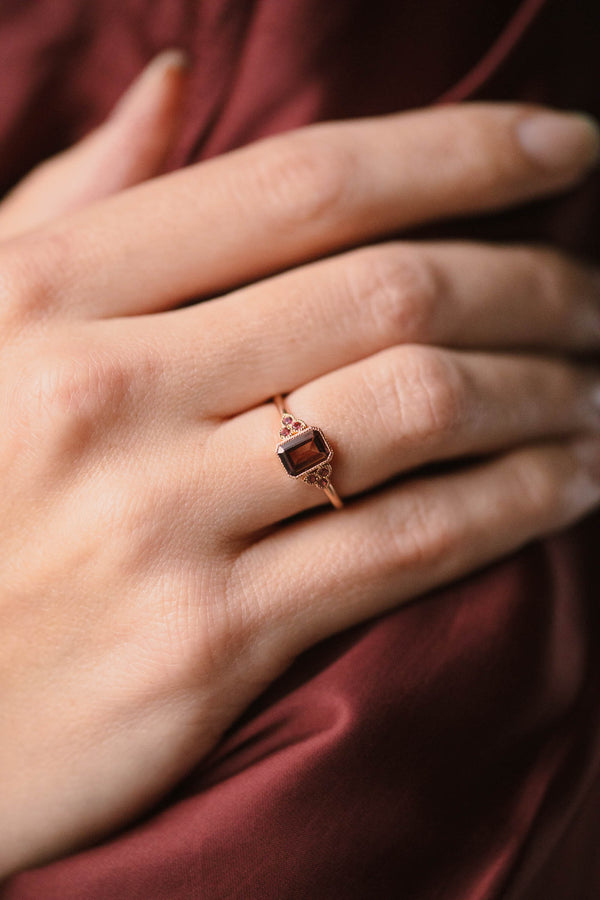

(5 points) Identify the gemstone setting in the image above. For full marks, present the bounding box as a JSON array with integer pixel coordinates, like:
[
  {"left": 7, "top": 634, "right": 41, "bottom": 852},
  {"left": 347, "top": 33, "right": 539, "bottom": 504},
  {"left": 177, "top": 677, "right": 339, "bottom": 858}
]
[{"left": 277, "top": 427, "right": 332, "bottom": 477}]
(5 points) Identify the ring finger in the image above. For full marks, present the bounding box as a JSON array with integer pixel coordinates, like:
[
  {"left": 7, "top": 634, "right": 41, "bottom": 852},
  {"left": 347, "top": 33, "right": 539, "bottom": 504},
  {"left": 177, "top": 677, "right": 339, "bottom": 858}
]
[{"left": 213, "top": 345, "right": 600, "bottom": 533}]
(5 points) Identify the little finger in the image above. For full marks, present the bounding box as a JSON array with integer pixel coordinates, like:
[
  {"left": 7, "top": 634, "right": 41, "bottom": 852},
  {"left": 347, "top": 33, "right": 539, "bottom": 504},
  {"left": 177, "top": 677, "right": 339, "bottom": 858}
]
[{"left": 239, "top": 437, "right": 600, "bottom": 653}]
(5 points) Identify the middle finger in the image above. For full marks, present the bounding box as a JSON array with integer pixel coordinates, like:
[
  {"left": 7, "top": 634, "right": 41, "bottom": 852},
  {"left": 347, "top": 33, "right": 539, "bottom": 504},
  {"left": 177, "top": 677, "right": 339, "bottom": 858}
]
[{"left": 133, "top": 241, "right": 600, "bottom": 419}]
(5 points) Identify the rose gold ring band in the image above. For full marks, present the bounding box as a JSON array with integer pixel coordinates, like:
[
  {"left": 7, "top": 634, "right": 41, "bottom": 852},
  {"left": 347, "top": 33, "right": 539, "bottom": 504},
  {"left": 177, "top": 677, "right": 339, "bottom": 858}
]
[{"left": 274, "top": 394, "right": 343, "bottom": 510}]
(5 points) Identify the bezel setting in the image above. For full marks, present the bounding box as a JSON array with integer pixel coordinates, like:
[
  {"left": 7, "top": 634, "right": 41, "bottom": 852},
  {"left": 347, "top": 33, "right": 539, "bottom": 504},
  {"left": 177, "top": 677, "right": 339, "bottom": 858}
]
[{"left": 276, "top": 426, "right": 333, "bottom": 478}]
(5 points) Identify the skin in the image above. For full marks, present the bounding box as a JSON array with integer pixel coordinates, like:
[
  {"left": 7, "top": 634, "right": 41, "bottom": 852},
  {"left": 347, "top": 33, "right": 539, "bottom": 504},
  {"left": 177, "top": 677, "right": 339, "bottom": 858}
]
[{"left": 1, "top": 52, "right": 600, "bottom": 877}]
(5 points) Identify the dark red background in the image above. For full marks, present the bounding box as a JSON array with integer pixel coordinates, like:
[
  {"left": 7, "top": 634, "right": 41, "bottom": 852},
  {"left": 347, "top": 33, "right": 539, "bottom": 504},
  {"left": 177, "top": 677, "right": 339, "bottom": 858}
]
[{"left": 1, "top": 1, "right": 599, "bottom": 897}]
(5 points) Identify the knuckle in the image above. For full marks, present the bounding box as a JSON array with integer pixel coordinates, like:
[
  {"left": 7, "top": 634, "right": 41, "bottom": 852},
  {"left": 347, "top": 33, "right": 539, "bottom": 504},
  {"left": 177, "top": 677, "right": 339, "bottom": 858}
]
[
  {"left": 0, "top": 249, "right": 47, "bottom": 329},
  {"left": 384, "top": 345, "right": 465, "bottom": 442},
  {"left": 147, "top": 555, "right": 259, "bottom": 685},
  {"left": 524, "top": 246, "right": 576, "bottom": 327},
  {"left": 510, "top": 453, "right": 563, "bottom": 519},
  {"left": 346, "top": 245, "right": 440, "bottom": 343},
  {"left": 488, "top": 244, "right": 583, "bottom": 346},
  {"left": 387, "top": 487, "right": 458, "bottom": 572},
  {"left": 243, "top": 129, "right": 353, "bottom": 229},
  {"left": 157, "top": 569, "right": 236, "bottom": 681},
  {"left": 10, "top": 345, "right": 133, "bottom": 452},
  {"left": 0, "top": 232, "right": 71, "bottom": 329}
]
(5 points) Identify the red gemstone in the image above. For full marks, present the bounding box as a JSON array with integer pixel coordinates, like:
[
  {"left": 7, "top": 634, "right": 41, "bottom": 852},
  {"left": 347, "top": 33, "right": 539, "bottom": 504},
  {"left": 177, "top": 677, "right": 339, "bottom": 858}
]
[
  {"left": 293, "top": 422, "right": 302, "bottom": 429},
  {"left": 277, "top": 428, "right": 332, "bottom": 477},
  {"left": 282, "top": 416, "right": 293, "bottom": 425},
  {"left": 280, "top": 427, "right": 290, "bottom": 437}
]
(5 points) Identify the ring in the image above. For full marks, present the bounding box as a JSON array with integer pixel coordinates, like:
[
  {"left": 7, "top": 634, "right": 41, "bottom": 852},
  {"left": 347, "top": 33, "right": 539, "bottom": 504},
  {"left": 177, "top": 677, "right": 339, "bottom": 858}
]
[{"left": 274, "top": 395, "right": 343, "bottom": 509}]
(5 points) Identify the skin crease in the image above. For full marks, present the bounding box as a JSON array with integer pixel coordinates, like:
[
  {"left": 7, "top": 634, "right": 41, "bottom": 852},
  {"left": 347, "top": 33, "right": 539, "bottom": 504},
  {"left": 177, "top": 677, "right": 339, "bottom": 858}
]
[{"left": 1, "top": 52, "right": 600, "bottom": 877}]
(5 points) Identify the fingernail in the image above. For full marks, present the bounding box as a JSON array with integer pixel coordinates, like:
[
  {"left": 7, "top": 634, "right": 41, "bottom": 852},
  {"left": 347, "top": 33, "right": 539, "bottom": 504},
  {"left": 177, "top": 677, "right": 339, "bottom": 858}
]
[
  {"left": 573, "top": 436, "right": 600, "bottom": 484},
  {"left": 111, "top": 49, "right": 190, "bottom": 119},
  {"left": 141, "top": 49, "right": 190, "bottom": 80},
  {"left": 517, "top": 111, "right": 600, "bottom": 173}
]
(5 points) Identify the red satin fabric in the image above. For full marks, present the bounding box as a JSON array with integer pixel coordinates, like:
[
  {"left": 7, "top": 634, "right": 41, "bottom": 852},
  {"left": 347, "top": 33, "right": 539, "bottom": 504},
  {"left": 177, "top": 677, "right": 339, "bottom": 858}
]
[{"left": 1, "top": 2, "right": 599, "bottom": 897}]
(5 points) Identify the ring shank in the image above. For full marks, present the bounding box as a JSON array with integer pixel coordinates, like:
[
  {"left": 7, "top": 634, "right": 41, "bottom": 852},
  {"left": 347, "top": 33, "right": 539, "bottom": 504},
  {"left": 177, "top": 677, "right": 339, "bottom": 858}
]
[
  {"left": 324, "top": 483, "right": 344, "bottom": 509},
  {"left": 274, "top": 394, "right": 287, "bottom": 416}
]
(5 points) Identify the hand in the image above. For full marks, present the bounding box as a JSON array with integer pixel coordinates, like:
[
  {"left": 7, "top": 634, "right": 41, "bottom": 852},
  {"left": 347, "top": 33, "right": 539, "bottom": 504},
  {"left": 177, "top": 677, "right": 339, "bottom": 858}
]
[{"left": 1, "top": 58, "right": 600, "bottom": 875}]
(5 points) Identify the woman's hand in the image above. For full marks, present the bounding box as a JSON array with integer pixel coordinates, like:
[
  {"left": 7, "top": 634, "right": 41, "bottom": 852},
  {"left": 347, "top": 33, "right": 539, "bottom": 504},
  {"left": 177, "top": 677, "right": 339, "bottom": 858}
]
[{"left": 1, "top": 60, "right": 600, "bottom": 875}]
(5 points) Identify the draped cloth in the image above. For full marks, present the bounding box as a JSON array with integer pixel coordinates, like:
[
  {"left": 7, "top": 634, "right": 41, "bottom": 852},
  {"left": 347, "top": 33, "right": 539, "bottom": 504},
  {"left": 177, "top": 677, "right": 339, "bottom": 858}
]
[{"left": 1, "top": 1, "right": 599, "bottom": 897}]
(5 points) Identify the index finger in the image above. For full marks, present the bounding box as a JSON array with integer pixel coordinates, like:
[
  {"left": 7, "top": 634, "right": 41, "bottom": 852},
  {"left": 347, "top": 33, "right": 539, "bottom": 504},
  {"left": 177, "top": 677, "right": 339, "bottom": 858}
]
[{"left": 5, "top": 103, "right": 598, "bottom": 321}]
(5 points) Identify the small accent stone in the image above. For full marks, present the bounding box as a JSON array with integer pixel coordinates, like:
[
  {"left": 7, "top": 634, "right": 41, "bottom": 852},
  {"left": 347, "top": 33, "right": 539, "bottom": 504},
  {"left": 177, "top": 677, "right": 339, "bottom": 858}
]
[
  {"left": 282, "top": 416, "right": 293, "bottom": 425},
  {"left": 280, "top": 427, "right": 290, "bottom": 437},
  {"left": 293, "top": 421, "right": 302, "bottom": 430}
]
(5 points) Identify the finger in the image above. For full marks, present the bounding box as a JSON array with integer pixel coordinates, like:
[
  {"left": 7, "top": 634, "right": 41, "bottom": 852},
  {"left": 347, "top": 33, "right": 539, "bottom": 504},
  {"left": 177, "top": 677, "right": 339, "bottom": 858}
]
[
  {"left": 6, "top": 103, "right": 599, "bottom": 320},
  {"left": 213, "top": 346, "right": 600, "bottom": 533},
  {"left": 0, "top": 50, "right": 188, "bottom": 242},
  {"left": 238, "top": 437, "right": 600, "bottom": 655},
  {"left": 146, "top": 241, "right": 600, "bottom": 419}
]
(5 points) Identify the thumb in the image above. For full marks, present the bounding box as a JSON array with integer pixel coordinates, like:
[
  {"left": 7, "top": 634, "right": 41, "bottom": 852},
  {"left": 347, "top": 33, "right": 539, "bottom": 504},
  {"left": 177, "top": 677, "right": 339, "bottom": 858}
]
[{"left": 0, "top": 50, "right": 189, "bottom": 241}]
